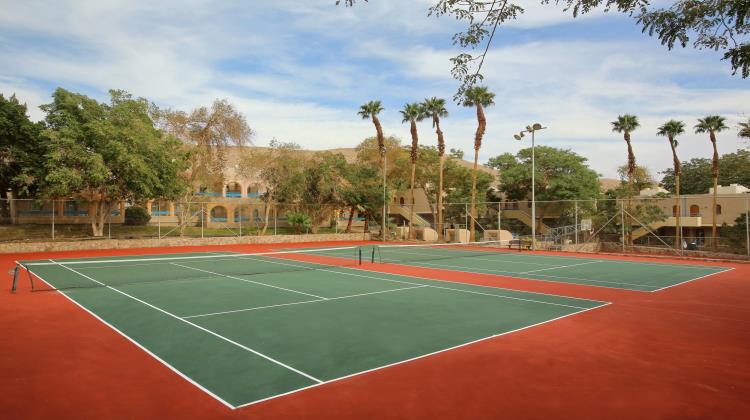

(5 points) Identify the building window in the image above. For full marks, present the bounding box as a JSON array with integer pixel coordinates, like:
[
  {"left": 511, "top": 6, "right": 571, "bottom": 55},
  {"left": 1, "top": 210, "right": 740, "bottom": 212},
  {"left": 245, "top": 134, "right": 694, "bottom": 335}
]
[
  {"left": 672, "top": 205, "right": 678, "bottom": 216},
  {"left": 689, "top": 205, "right": 700, "bottom": 217},
  {"left": 210, "top": 206, "right": 228, "bottom": 222},
  {"left": 399, "top": 197, "right": 405, "bottom": 205},
  {"left": 716, "top": 204, "right": 722, "bottom": 215}
]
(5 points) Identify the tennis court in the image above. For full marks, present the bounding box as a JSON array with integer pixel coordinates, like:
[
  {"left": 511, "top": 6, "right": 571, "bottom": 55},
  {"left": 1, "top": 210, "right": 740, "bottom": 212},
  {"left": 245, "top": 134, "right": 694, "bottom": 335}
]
[
  {"left": 312, "top": 242, "right": 731, "bottom": 292},
  {"left": 13, "top": 247, "right": 608, "bottom": 408}
]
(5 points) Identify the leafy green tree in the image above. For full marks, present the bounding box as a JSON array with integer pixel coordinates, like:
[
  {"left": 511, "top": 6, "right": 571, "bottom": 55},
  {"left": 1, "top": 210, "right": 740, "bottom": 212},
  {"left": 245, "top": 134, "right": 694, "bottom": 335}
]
[
  {"left": 448, "top": 148, "right": 464, "bottom": 159},
  {"left": 39, "top": 88, "right": 188, "bottom": 236},
  {"left": 0, "top": 93, "right": 44, "bottom": 198},
  {"left": 695, "top": 115, "right": 729, "bottom": 248},
  {"left": 488, "top": 146, "right": 601, "bottom": 230},
  {"left": 721, "top": 212, "right": 749, "bottom": 254},
  {"left": 241, "top": 139, "right": 305, "bottom": 235},
  {"left": 422, "top": 97, "right": 449, "bottom": 240},
  {"left": 740, "top": 117, "right": 750, "bottom": 139},
  {"left": 551, "top": 1, "right": 749, "bottom": 78},
  {"left": 463, "top": 86, "right": 495, "bottom": 240},
  {"left": 611, "top": 114, "right": 640, "bottom": 245},
  {"left": 661, "top": 150, "right": 750, "bottom": 194},
  {"left": 657, "top": 119, "right": 685, "bottom": 249},
  {"left": 297, "top": 152, "right": 348, "bottom": 233},
  {"left": 400, "top": 102, "right": 426, "bottom": 238}
]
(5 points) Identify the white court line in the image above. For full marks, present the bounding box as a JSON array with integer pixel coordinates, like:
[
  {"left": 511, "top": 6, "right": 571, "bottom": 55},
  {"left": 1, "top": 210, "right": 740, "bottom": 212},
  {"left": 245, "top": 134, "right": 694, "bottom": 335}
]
[
  {"left": 234, "top": 256, "right": 594, "bottom": 310},
  {"left": 48, "top": 260, "right": 323, "bottom": 385},
  {"left": 23, "top": 266, "right": 236, "bottom": 410},
  {"left": 649, "top": 267, "right": 736, "bottom": 292},
  {"left": 183, "top": 285, "right": 428, "bottom": 319},
  {"left": 25, "top": 257, "right": 609, "bottom": 410},
  {"left": 232, "top": 301, "right": 611, "bottom": 409},
  {"left": 170, "top": 262, "right": 328, "bottom": 300},
  {"left": 521, "top": 261, "right": 602, "bottom": 274}
]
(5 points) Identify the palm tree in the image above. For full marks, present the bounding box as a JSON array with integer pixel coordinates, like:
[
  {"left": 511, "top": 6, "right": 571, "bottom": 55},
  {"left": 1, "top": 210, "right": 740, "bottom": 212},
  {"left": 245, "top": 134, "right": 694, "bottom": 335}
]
[
  {"left": 738, "top": 117, "right": 750, "bottom": 139},
  {"left": 657, "top": 120, "right": 685, "bottom": 251},
  {"left": 462, "top": 86, "right": 495, "bottom": 241},
  {"left": 611, "top": 114, "right": 640, "bottom": 246},
  {"left": 400, "top": 102, "right": 427, "bottom": 240},
  {"left": 358, "top": 100, "right": 386, "bottom": 237},
  {"left": 423, "top": 97, "right": 449, "bottom": 241},
  {"left": 695, "top": 115, "right": 728, "bottom": 250}
]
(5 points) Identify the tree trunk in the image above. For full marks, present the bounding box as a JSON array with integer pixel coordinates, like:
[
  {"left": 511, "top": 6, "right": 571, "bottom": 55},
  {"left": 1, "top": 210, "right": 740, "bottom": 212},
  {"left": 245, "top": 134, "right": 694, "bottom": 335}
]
[
  {"left": 470, "top": 103, "right": 486, "bottom": 242},
  {"left": 345, "top": 205, "right": 355, "bottom": 233},
  {"left": 624, "top": 133, "right": 636, "bottom": 246},
  {"left": 90, "top": 199, "right": 113, "bottom": 237},
  {"left": 409, "top": 163, "right": 416, "bottom": 240},
  {"left": 675, "top": 173, "right": 681, "bottom": 251},
  {"left": 711, "top": 133, "right": 719, "bottom": 250},
  {"left": 435, "top": 117, "right": 445, "bottom": 242},
  {"left": 260, "top": 196, "right": 272, "bottom": 236}
]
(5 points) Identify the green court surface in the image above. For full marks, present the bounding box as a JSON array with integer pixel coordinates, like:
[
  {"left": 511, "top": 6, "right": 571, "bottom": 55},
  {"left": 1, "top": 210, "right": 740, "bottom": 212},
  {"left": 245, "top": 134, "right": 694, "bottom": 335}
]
[
  {"left": 17, "top": 251, "right": 607, "bottom": 408},
  {"left": 311, "top": 244, "right": 731, "bottom": 292}
]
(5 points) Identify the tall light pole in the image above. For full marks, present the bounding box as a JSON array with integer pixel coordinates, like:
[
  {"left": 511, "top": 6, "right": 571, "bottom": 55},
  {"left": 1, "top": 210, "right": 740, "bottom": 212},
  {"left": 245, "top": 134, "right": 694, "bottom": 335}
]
[{"left": 514, "top": 123, "right": 547, "bottom": 250}]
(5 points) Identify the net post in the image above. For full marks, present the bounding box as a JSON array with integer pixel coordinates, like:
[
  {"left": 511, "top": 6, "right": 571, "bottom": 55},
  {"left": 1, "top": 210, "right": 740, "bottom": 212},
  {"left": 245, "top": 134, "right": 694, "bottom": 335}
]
[
  {"left": 26, "top": 265, "right": 35, "bottom": 291},
  {"left": 358, "top": 247, "right": 362, "bottom": 265},
  {"left": 371, "top": 246, "right": 376, "bottom": 263},
  {"left": 11, "top": 264, "right": 19, "bottom": 292}
]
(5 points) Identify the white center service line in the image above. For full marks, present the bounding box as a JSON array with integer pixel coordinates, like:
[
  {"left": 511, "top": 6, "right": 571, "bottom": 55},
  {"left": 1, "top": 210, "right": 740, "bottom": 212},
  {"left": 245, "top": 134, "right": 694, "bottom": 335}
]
[
  {"left": 521, "top": 260, "right": 602, "bottom": 274},
  {"left": 183, "top": 285, "right": 428, "bottom": 319}
]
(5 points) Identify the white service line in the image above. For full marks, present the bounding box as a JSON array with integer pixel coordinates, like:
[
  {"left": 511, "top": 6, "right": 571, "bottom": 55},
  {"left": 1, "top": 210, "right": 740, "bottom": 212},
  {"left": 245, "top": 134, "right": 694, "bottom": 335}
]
[
  {"left": 521, "top": 260, "right": 602, "bottom": 274},
  {"left": 49, "top": 260, "right": 323, "bottom": 385},
  {"left": 183, "top": 285, "right": 428, "bottom": 319},
  {"left": 170, "top": 262, "right": 327, "bottom": 300}
]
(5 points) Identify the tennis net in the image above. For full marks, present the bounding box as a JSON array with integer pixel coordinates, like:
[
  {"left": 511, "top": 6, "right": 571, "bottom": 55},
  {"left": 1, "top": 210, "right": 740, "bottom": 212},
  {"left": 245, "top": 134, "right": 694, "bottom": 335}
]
[
  {"left": 13, "top": 246, "right": 363, "bottom": 292},
  {"left": 369, "top": 240, "right": 522, "bottom": 265}
]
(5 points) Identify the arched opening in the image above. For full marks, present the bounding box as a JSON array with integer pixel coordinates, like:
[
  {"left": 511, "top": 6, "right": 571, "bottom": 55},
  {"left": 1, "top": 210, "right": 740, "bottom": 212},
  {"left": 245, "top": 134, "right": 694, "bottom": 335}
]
[
  {"left": 399, "top": 197, "right": 405, "bottom": 205},
  {"left": 234, "top": 206, "right": 250, "bottom": 222},
  {"left": 716, "top": 204, "right": 722, "bottom": 215},
  {"left": 672, "top": 205, "right": 678, "bottom": 216},
  {"left": 689, "top": 205, "right": 700, "bottom": 217},
  {"left": 247, "top": 183, "right": 262, "bottom": 198},
  {"left": 210, "top": 206, "right": 228, "bottom": 222},
  {"left": 226, "top": 182, "right": 242, "bottom": 198}
]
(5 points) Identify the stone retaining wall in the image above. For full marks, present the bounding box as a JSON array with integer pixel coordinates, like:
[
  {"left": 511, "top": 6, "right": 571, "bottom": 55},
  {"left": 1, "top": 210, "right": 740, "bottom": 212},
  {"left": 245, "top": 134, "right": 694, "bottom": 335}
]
[{"left": 0, "top": 233, "right": 370, "bottom": 254}]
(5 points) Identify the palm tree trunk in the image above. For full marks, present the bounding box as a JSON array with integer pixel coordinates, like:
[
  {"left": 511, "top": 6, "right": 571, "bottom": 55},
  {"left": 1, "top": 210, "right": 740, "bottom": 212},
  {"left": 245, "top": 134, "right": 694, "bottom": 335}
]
[
  {"left": 470, "top": 103, "right": 487, "bottom": 242},
  {"left": 437, "top": 153, "right": 444, "bottom": 241},
  {"left": 435, "top": 117, "right": 445, "bottom": 242},
  {"left": 675, "top": 174, "right": 681, "bottom": 251},
  {"left": 409, "top": 163, "right": 416, "bottom": 239},
  {"left": 711, "top": 133, "right": 719, "bottom": 250},
  {"left": 372, "top": 114, "right": 386, "bottom": 239},
  {"left": 470, "top": 147, "right": 479, "bottom": 241},
  {"left": 625, "top": 133, "right": 635, "bottom": 247}
]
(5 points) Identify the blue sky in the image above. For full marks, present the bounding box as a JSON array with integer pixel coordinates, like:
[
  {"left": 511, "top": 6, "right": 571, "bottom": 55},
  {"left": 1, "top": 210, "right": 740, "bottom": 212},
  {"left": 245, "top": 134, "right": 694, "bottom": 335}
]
[{"left": 1, "top": 0, "right": 748, "bottom": 178}]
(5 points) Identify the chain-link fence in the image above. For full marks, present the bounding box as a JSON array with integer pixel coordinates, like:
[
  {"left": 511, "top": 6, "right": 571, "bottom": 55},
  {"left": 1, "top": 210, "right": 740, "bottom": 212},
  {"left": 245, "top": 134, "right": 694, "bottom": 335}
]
[
  {"left": 385, "top": 195, "right": 750, "bottom": 260},
  {"left": 0, "top": 198, "right": 371, "bottom": 243}
]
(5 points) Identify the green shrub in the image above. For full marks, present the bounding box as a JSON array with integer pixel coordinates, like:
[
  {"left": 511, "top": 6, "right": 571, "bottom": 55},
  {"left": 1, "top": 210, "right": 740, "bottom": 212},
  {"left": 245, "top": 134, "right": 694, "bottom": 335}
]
[
  {"left": 124, "top": 206, "right": 151, "bottom": 226},
  {"left": 287, "top": 212, "right": 311, "bottom": 234}
]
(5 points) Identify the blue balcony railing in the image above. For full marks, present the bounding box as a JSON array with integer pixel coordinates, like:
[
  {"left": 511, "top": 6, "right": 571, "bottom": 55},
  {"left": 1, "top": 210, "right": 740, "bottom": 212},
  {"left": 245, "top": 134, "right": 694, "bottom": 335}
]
[{"left": 226, "top": 192, "right": 242, "bottom": 198}]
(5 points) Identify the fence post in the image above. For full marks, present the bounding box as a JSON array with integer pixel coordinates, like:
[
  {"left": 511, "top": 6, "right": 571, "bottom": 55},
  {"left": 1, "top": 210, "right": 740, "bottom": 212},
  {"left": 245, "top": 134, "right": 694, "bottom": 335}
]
[
  {"left": 497, "top": 202, "right": 501, "bottom": 233},
  {"left": 274, "top": 204, "right": 277, "bottom": 236},
  {"left": 464, "top": 203, "right": 468, "bottom": 239},
  {"left": 746, "top": 195, "right": 749, "bottom": 257},
  {"left": 620, "top": 200, "right": 625, "bottom": 253},
  {"left": 201, "top": 203, "right": 204, "bottom": 239},
  {"left": 574, "top": 200, "right": 578, "bottom": 245},
  {"left": 239, "top": 205, "right": 242, "bottom": 237},
  {"left": 51, "top": 199, "right": 55, "bottom": 240}
]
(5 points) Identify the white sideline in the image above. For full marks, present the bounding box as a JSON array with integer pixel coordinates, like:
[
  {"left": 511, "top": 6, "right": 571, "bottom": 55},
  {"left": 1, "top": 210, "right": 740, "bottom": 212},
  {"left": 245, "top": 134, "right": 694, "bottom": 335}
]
[
  {"left": 49, "top": 260, "right": 323, "bottom": 385},
  {"left": 183, "top": 285, "right": 428, "bottom": 319},
  {"left": 23, "top": 266, "right": 236, "bottom": 409}
]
